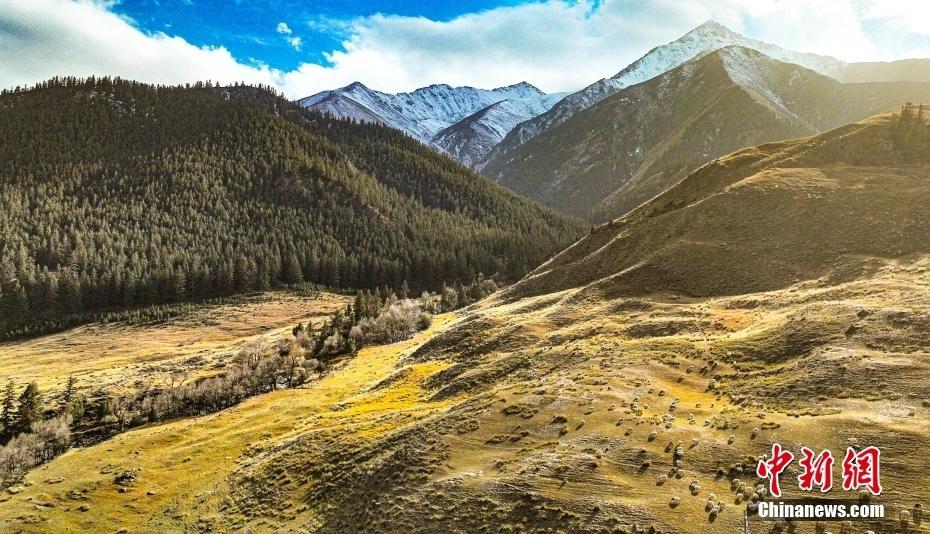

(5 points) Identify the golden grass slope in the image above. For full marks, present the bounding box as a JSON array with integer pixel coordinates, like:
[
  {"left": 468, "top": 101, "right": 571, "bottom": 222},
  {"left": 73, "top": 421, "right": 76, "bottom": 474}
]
[
  {"left": 0, "top": 313, "right": 457, "bottom": 532},
  {"left": 0, "top": 292, "right": 346, "bottom": 394},
  {"left": 0, "top": 264, "right": 928, "bottom": 532},
  {"left": 513, "top": 112, "right": 930, "bottom": 300}
]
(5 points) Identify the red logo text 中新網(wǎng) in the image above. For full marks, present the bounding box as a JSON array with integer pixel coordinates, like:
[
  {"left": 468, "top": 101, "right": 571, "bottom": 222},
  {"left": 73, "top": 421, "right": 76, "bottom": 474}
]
[{"left": 755, "top": 443, "right": 882, "bottom": 497}]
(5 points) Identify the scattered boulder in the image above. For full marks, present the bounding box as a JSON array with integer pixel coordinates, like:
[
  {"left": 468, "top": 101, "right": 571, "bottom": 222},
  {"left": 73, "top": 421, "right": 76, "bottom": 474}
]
[{"left": 114, "top": 469, "right": 137, "bottom": 486}]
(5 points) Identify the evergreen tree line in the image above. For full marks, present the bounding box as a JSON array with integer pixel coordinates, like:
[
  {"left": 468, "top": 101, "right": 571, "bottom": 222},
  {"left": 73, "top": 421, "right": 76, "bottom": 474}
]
[
  {"left": 0, "top": 77, "right": 583, "bottom": 339},
  {"left": 889, "top": 103, "right": 929, "bottom": 160}
]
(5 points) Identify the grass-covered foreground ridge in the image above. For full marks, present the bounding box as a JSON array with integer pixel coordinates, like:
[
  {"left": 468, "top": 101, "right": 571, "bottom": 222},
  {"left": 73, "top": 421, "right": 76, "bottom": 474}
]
[
  {"left": 3, "top": 260, "right": 930, "bottom": 532},
  {"left": 0, "top": 281, "right": 475, "bottom": 487},
  {"left": 0, "top": 306, "right": 458, "bottom": 532}
]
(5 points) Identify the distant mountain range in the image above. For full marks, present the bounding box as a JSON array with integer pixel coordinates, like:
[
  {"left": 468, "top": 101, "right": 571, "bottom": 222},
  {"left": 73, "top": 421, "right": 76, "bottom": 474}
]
[
  {"left": 481, "top": 20, "right": 848, "bottom": 165},
  {"left": 298, "top": 81, "right": 564, "bottom": 166},
  {"left": 430, "top": 96, "right": 565, "bottom": 168},
  {"left": 301, "top": 21, "right": 930, "bottom": 220},
  {"left": 484, "top": 45, "right": 930, "bottom": 219}
]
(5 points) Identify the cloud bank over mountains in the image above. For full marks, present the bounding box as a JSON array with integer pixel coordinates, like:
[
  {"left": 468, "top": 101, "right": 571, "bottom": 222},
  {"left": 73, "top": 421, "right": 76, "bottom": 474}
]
[{"left": 2, "top": 0, "right": 928, "bottom": 98}]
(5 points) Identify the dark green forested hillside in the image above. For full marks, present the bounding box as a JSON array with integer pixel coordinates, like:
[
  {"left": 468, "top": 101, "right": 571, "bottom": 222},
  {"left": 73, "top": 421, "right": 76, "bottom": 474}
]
[{"left": 0, "top": 77, "right": 583, "bottom": 339}]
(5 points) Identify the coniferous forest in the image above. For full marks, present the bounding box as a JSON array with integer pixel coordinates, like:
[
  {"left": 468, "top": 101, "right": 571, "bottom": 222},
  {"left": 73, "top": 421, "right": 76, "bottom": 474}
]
[{"left": 0, "top": 77, "right": 584, "bottom": 339}]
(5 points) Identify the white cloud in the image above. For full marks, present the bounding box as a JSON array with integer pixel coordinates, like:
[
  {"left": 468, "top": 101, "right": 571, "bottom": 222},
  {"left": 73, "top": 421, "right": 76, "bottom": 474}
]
[
  {"left": 277, "top": 0, "right": 930, "bottom": 95},
  {"left": 0, "top": 0, "right": 277, "bottom": 90},
  {"left": 1, "top": 0, "right": 928, "bottom": 99},
  {"left": 863, "top": 0, "right": 930, "bottom": 35},
  {"left": 276, "top": 0, "right": 740, "bottom": 96},
  {"left": 276, "top": 21, "right": 301, "bottom": 50},
  {"left": 730, "top": 0, "right": 878, "bottom": 60}
]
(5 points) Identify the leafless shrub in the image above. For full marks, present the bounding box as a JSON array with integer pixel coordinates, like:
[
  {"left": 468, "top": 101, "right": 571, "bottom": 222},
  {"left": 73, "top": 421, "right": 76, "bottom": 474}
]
[
  {"left": 0, "top": 414, "right": 72, "bottom": 486},
  {"left": 349, "top": 299, "right": 432, "bottom": 345}
]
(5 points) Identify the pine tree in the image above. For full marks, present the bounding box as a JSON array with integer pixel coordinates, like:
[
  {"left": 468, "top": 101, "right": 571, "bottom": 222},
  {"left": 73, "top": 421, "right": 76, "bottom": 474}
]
[
  {"left": 344, "top": 304, "right": 355, "bottom": 328},
  {"left": 306, "top": 319, "right": 315, "bottom": 340},
  {"left": 14, "top": 382, "right": 42, "bottom": 434},
  {"left": 353, "top": 291, "right": 364, "bottom": 322},
  {"left": 400, "top": 280, "right": 410, "bottom": 299},
  {"left": 330, "top": 310, "right": 344, "bottom": 336},
  {"left": 372, "top": 288, "right": 383, "bottom": 315},
  {"left": 62, "top": 375, "right": 77, "bottom": 408},
  {"left": 0, "top": 381, "right": 15, "bottom": 439}
]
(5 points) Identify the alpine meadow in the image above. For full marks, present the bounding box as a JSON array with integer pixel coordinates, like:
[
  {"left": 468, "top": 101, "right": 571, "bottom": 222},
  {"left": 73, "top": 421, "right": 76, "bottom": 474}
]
[{"left": 1, "top": 3, "right": 929, "bottom": 534}]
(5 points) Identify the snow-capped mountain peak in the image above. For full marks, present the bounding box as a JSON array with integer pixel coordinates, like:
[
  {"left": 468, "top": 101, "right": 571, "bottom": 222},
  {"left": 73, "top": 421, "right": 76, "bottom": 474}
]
[
  {"left": 684, "top": 20, "right": 741, "bottom": 39},
  {"left": 612, "top": 20, "right": 844, "bottom": 86},
  {"left": 298, "top": 80, "right": 563, "bottom": 164},
  {"left": 480, "top": 21, "right": 848, "bottom": 169},
  {"left": 432, "top": 91, "right": 565, "bottom": 167}
]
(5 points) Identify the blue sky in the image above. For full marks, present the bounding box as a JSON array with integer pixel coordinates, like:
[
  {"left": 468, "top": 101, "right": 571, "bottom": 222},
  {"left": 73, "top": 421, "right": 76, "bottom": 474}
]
[
  {"left": 2, "top": 1, "right": 929, "bottom": 98},
  {"left": 111, "top": 0, "right": 529, "bottom": 71}
]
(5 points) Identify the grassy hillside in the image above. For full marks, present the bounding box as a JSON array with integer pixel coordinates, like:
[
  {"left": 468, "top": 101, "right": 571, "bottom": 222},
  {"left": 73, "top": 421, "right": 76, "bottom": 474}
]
[
  {"left": 0, "top": 77, "right": 583, "bottom": 339},
  {"left": 0, "top": 311, "right": 457, "bottom": 532},
  {"left": 0, "top": 291, "right": 346, "bottom": 394},
  {"left": 481, "top": 47, "right": 930, "bottom": 220},
  {"left": 512, "top": 107, "right": 930, "bottom": 299},
  {"left": 3, "top": 262, "right": 929, "bottom": 532}
]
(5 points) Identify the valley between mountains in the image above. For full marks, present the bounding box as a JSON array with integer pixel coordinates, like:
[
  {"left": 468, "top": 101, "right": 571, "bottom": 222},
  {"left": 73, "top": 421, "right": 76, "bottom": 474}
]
[
  {"left": 2, "top": 107, "right": 929, "bottom": 533},
  {"left": 1, "top": 16, "right": 929, "bottom": 534}
]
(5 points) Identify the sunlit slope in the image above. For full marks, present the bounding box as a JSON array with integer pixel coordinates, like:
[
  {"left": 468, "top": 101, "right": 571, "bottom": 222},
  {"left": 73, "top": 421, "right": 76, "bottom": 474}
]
[
  {"left": 335, "top": 262, "right": 930, "bottom": 533},
  {"left": 3, "top": 111, "right": 929, "bottom": 533},
  {"left": 2, "top": 272, "right": 928, "bottom": 532},
  {"left": 0, "top": 315, "right": 458, "bottom": 532},
  {"left": 0, "top": 292, "right": 346, "bottom": 393},
  {"left": 512, "top": 111, "right": 930, "bottom": 299}
]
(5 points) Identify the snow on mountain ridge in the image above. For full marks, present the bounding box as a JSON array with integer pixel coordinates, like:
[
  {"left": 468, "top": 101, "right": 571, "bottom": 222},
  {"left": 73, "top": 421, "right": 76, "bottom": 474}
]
[
  {"left": 716, "top": 45, "right": 823, "bottom": 132},
  {"left": 298, "top": 81, "right": 558, "bottom": 146},
  {"left": 479, "top": 21, "right": 848, "bottom": 170},
  {"left": 432, "top": 92, "right": 565, "bottom": 167},
  {"left": 301, "top": 21, "right": 859, "bottom": 171},
  {"left": 611, "top": 21, "right": 845, "bottom": 87}
]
